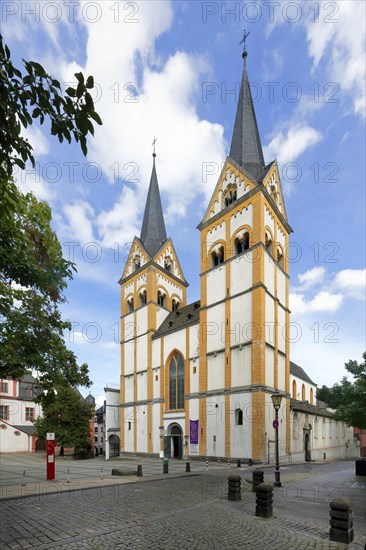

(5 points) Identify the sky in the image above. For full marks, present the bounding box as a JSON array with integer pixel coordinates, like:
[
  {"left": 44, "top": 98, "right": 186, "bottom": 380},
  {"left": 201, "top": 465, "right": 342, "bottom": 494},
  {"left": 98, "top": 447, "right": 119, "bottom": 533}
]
[{"left": 3, "top": 0, "right": 365, "bottom": 405}]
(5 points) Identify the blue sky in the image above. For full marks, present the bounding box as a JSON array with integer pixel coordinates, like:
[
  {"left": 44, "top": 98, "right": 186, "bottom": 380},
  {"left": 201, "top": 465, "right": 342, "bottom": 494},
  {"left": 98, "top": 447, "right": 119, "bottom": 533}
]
[{"left": 3, "top": 0, "right": 365, "bottom": 403}]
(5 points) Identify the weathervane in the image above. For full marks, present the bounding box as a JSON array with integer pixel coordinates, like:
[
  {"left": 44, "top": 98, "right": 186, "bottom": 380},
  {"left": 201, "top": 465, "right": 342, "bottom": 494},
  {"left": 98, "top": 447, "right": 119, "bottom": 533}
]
[
  {"left": 152, "top": 135, "right": 157, "bottom": 157},
  {"left": 240, "top": 29, "right": 250, "bottom": 55}
]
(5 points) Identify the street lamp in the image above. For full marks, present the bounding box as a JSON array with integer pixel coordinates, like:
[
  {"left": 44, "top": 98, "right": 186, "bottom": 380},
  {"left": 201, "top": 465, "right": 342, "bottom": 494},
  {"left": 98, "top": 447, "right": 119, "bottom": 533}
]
[{"left": 271, "top": 389, "right": 283, "bottom": 487}]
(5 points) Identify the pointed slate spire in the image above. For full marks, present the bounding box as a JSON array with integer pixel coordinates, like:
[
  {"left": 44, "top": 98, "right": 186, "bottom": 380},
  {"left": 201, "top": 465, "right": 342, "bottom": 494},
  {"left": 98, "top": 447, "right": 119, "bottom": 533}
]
[
  {"left": 140, "top": 151, "right": 167, "bottom": 258},
  {"left": 229, "top": 48, "right": 265, "bottom": 181}
]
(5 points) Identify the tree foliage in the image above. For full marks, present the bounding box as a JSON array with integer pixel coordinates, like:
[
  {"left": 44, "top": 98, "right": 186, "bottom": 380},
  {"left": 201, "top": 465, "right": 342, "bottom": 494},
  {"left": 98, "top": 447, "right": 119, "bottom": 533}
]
[
  {"left": 317, "top": 352, "right": 366, "bottom": 429},
  {"left": 0, "top": 35, "right": 101, "bottom": 395},
  {"left": 0, "top": 183, "right": 91, "bottom": 394},
  {"left": 34, "top": 386, "right": 94, "bottom": 450},
  {"left": 0, "top": 33, "right": 101, "bottom": 187}
]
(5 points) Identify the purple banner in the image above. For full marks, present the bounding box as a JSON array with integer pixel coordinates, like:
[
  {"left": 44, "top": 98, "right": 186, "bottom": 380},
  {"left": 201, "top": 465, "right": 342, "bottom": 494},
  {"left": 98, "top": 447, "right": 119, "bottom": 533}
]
[{"left": 190, "top": 420, "right": 199, "bottom": 445}]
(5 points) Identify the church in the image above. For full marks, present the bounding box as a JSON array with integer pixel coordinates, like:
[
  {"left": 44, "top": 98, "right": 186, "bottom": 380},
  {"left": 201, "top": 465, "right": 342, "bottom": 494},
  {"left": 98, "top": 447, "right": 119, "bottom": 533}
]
[{"left": 117, "top": 46, "right": 358, "bottom": 464}]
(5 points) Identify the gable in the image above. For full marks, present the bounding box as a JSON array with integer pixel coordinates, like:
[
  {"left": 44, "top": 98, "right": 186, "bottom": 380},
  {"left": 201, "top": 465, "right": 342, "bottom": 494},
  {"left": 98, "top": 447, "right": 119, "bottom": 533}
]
[
  {"left": 262, "top": 161, "right": 288, "bottom": 221},
  {"left": 153, "top": 238, "right": 187, "bottom": 284},
  {"left": 201, "top": 158, "right": 257, "bottom": 225},
  {"left": 121, "top": 237, "right": 150, "bottom": 280}
]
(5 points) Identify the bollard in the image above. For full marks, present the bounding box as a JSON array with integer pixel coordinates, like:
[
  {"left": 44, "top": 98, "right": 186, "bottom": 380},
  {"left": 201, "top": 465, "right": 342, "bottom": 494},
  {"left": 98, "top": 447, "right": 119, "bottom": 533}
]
[
  {"left": 329, "top": 498, "right": 354, "bottom": 544},
  {"left": 228, "top": 475, "right": 241, "bottom": 501},
  {"left": 206, "top": 458, "right": 208, "bottom": 472},
  {"left": 255, "top": 483, "right": 273, "bottom": 518},
  {"left": 137, "top": 465, "right": 143, "bottom": 477},
  {"left": 163, "top": 459, "right": 169, "bottom": 474},
  {"left": 67, "top": 468, "right": 70, "bottom": 483},
  {"left": 252, "top": 469, "right": 264, "bottom": 492},
  {"left": 248, "top": 458, "right": 253, "bottom": 466},
  {"left": 218, "top": 457, "right": 221, "bottom": 469},
  {"left": 100, "top": 467, "right": 103, "bottom": 480},
  {"left": 185, "top": 462, "right": 191, "bottom": 473},
  {"left": 227, "top": 457, "right": 230, "bottom": 469},
  {"left": 237, "top": 459, "right": 242, "bottom": 468},
  {"left": 22, "top": 470, "right": 26, "bottom": 487}
]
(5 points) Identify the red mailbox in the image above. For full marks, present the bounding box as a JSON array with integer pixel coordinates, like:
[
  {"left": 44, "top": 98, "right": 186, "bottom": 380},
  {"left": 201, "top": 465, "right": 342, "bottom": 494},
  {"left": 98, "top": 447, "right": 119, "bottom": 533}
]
[{"left": 46, "top": 432, "right": 55, "bottom": 480}]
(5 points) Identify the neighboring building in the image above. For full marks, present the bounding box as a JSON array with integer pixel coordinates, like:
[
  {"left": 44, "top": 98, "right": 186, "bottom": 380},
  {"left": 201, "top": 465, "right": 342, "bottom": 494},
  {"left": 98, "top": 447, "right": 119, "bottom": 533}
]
[
  {"left": 0, "top": 375, "right": 42, "bottom": 453},
  {"left": 104, "top": 387, "right": 120, "bottom": 460},
  {"left": 117, "top": 45, "right": 360, "bottom": 463},
  {"left": 353, "top": 428, "right": 366, "bottom": 457},
  {"left": 94, "top": 403, "right": 105, "bottom": 456}
]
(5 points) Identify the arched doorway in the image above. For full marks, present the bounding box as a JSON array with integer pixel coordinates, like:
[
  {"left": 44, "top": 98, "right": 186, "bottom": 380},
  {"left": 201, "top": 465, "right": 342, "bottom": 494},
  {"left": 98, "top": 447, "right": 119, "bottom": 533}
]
[
  {"left": 109, "top": 434, "right": 120, "bottom": 457},
  {"left": 168, "top": 424, "right": 183, "bottom": 459},
  {"left": 304, "top": 429, "right": 311, "bottom": 462},
  {"left": 36, "top": 439, "right": 46, "bottom": 451}
]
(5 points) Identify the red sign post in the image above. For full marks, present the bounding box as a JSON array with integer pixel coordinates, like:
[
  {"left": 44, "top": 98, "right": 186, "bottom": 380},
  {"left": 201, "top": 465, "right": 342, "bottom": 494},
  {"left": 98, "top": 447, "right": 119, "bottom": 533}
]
[{"left": 46, "top": 432, "right": 55, "bottom": 480}]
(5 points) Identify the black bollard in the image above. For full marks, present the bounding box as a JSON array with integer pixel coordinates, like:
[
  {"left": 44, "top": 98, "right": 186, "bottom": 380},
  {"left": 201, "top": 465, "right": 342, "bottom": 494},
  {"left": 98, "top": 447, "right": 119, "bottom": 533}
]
[
  {"left": 163, "top": 459, "right": 169, "bottom": 474},
  {"left": 185, "top": 462, "right": 191, "bottom": 473},
  {"left": 255, "top": 483, "right": 273, "bottom": 518},
  {"left": 252, "top": 469, "right": 264, "bottom": 492},
  {"left": 237, "top": 459, "right": 242, "bottom": 468},
  {"left": 137, "top": 464, "right": 143, "bottom": 477},
  {"left": 329, "top": 498, "right": 354, "bottom": 544},
  {"left": 228, "top": 475, "right": 241, "bottom": 501}
]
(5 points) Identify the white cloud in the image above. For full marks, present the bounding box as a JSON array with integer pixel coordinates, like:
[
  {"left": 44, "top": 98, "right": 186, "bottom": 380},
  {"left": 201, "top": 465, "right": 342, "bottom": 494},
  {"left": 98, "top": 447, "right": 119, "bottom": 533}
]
[
  {"left": 297, "top": 267, "right": 326, "bottom": 290},
  {"left": 290, "top": 290, "right": 343, "bottom": 315},
  {"left": 22, "top": 126, "right": 50, "bottom": 157},
  {"left": 264, "top": 125, "right": 322, "bottom": 165},
  {"left": 333, "top": 269, "right": 366, "bottom": 301},
  {"left": 63, "top": 201, "right": 95, "bottom": 245},
  {"left": 304, "top": 0, "right": 366, "bottom": 118},
  {"left": 15, "top": 172, "right": 55, "bottom": 202},
  {"left": 54, "top": 1, "right": 225, "bottom": 243}
]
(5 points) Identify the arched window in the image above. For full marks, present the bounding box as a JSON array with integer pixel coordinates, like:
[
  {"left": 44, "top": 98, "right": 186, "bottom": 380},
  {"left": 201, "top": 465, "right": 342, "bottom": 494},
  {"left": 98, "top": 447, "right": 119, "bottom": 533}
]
[
  {"left": 169, "top": 353, "right": 184, "bottom": 409},
  {"left": 310, "top": 387, "right": 314, "bottom": 405},
  {"left": 139, "top": 290, "right": 147, "bottom": 306},
  {"left": 157, "top": 291, "right": 166, "bottom": 307},
  {"left": 235, "top": 408, "right": 243, "bottom": 426},
  {"left": 127, "top": 297, "right": 134, "bottom": 313},
  {"left": 292, "top": 380, "right": 297, "bottom": 399},
  {"left": 224, "top": 187, "right": 237, "bottom": 207},
  {"left": 301, "top": 384, "right": 306, "bottom": 401},
  {"left": 277, "top": 247, "right": 284, "bottom": 269},
  {"left": 234, "top": 232, "right": 249, "bottom": 255},
  {"left": 211, "top": 246, "right": 224, "bottom": 268},
  {"left": 265, "top": 231, "right": 272, "bottom": 254},
  {"left": 133, "top": 254, "right": 141, "bottom": 271},
  {"left": 172, "top": 299, "right": 180, "bottom": 312}
]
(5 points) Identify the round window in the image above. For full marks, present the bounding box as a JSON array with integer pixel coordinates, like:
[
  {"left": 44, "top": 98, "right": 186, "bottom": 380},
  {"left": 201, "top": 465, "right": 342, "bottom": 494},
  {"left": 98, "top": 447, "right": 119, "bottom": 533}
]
[{"left": 14, "top": 431, "right": 21, "bottom": 436}]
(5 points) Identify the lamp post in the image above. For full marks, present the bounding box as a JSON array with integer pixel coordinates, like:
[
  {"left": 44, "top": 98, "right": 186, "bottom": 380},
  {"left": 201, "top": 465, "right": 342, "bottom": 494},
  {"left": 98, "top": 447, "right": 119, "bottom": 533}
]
[{"left": 271, "top": 389, "right": 283, "bottom": 487}]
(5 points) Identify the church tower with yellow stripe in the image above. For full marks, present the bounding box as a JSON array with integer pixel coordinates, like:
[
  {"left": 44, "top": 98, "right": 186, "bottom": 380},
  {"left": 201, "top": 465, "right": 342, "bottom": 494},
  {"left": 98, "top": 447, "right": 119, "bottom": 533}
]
[{"left": 197, "top": 46, "right": 292, "bottom": 461}]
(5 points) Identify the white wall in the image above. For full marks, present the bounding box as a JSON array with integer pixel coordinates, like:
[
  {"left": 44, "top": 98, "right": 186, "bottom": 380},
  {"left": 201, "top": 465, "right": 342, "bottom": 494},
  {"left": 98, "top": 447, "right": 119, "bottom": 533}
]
[
  {"left": 206, "top": 303, "right": 225, "bottom": 353},
  {"left": 230, "top": 252, "right": 252, "bottom": 295},
  {"left": 206, "top": 265, "right": 226, "bottom": 305},
  {"left": 231, "top": 345, "right": 252, "bottom": 388},
  {"left": 230, "top": 293, "right": 252, "bottom": 345},
  {"left": 230, "top": 392, "right": 252, "bottom": 458},
  {"left": 206, "top": 394, "right": 226, "bottom": 457},
  {"left": 207, "top": 352, "right": 225, "bottom": 391}
]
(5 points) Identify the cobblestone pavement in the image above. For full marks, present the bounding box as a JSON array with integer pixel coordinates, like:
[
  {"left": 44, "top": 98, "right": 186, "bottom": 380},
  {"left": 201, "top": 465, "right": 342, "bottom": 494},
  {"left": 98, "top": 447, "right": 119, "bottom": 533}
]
[{"left": 1, "top": 464, "right": 365, "bottom": 550}]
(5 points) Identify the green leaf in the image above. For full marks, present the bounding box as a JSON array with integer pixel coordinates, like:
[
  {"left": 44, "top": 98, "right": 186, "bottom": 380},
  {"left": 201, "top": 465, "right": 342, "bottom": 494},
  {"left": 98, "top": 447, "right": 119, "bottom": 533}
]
[{"left": 86, "top": 75, "right": 94, "bottom": 89}]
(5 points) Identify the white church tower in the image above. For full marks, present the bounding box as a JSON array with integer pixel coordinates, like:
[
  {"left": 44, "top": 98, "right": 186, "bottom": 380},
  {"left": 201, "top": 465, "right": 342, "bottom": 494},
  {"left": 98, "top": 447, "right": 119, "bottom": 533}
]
[{"left": 196, "top": 46, "right": 292, "bottom": 461}]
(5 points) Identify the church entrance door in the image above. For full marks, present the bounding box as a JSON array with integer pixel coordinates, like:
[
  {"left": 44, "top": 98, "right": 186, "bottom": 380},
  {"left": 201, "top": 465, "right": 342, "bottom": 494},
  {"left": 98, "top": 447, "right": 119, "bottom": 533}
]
[{"left": 168, "top": 424, "right": 183, "bottom": 459}]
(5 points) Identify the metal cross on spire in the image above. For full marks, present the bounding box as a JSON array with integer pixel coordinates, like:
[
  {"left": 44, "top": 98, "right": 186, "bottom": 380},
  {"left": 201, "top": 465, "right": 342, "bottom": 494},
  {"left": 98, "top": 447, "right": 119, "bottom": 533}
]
[
  {"left": 152, "top": 135, "right": 157, "bottom": 157},
  {"left": 239, "top": 29, "right": 250, "bottom": 53}
]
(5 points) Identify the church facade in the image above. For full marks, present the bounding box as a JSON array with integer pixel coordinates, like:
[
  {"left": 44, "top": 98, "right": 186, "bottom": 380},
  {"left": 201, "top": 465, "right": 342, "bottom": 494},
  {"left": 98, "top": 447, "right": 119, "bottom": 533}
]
[{"left": 118, "top": 49, "right": 358, "bottom": 463}]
